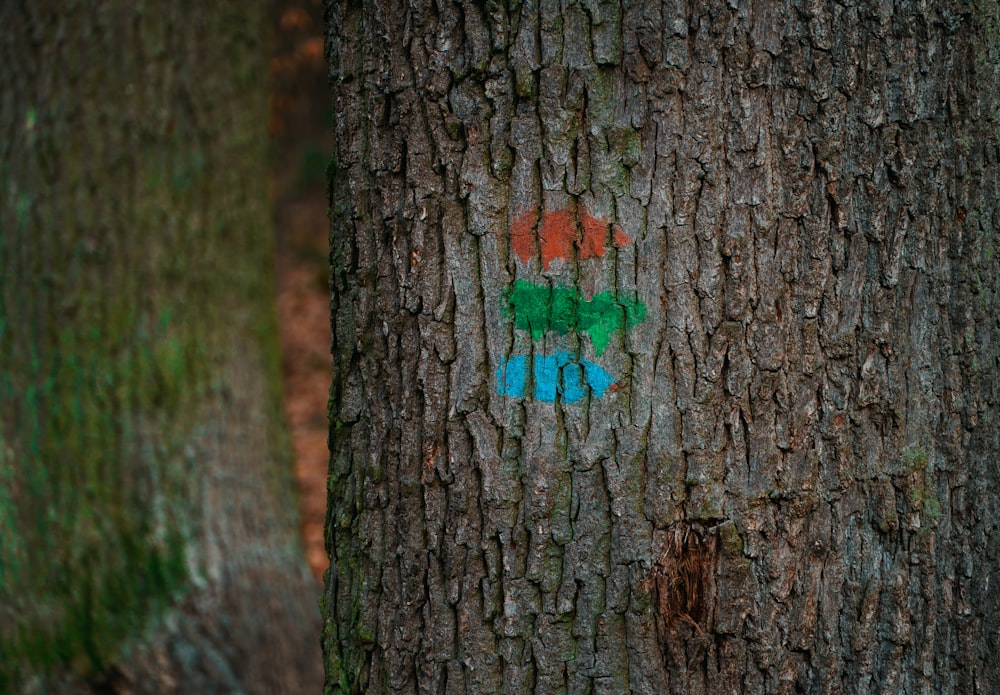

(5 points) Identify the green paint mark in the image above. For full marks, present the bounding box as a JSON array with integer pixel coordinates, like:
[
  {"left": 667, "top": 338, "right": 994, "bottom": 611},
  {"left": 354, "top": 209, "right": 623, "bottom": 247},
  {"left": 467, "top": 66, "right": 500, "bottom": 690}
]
[{"left": 503, "top": 280, "right": 647, "bottom": 355}]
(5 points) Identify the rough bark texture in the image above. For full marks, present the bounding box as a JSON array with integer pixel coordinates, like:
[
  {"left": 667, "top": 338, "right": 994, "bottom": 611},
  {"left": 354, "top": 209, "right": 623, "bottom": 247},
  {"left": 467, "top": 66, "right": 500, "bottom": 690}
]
[
  {"left": 0, "top": 2, "right": 323, "bottom": 692},
  {"left": 324, "top": 0, "right": 999, "bottom": 693}
]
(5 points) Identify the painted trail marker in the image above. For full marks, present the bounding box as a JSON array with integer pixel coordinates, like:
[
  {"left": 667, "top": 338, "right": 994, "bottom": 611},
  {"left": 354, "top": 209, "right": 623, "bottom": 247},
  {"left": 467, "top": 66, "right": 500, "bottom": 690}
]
[
  {"left": 496, "top": 351, "right": 616, "bottom": 403},
  {"left": 511, "top": 206, "right": 631, "bottom": 270},
  {"left": 498, "top": 206, "right": 646, "bottom": 403},
  {"left": 503, "top": 280, "right": 646, "bottom": 356}
]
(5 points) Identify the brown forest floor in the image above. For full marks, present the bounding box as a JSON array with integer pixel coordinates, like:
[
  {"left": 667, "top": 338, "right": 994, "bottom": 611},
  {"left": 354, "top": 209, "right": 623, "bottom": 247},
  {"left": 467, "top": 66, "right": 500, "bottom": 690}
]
[{"left": 271, "top": 0, "right": 331, "bottom": 580}]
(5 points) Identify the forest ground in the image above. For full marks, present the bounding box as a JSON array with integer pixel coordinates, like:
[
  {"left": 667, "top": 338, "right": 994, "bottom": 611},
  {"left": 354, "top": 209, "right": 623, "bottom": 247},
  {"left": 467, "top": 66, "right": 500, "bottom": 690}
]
[{"left": 271, "top": 0, "right": 331, "bottom": 580}]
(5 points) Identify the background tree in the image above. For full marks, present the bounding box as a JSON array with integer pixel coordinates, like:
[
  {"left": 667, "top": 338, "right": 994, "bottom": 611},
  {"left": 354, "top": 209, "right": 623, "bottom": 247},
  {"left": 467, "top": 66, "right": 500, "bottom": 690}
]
[
  {"left": 0, "top": 2, "right": 322, "bottom": 691},
  {"left": 324, "top": 0, "right": 999, "bottom": 692}
]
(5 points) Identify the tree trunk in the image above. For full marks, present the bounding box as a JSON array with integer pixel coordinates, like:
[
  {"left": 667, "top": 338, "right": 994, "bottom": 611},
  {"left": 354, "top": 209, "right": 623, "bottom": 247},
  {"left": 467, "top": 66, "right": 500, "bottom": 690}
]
[
  {"left": 0, "top": 2, "right": 323, "bottom": 692},
  {"left": 324, "top": 0, "right": 999, "bottom": 692}
]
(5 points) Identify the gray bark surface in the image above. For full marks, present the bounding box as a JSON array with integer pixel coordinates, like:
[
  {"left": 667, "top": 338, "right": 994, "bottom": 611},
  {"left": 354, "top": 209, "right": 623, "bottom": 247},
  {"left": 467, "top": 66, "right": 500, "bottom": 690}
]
[{"left": 325, "top": 0, "right": 1000, "bottom": 692}]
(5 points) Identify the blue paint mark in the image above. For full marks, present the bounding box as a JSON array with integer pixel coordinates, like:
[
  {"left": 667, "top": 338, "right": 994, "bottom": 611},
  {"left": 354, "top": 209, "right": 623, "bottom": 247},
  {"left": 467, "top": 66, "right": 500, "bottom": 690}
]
[
  {"left": 582, "top": 361, "right": 615, "bottom": 398},
  {"left": 561, "top": 362, "right": 587, "bottom": 403},
  {"left": 497, "top": 355, "right": 528, "bottom": 398},
  {"left": 534, "top": 354, "right": 561, "bottom": 402},
  {"left": 496, "top": 350, "right": 616, "bottom": 402}
]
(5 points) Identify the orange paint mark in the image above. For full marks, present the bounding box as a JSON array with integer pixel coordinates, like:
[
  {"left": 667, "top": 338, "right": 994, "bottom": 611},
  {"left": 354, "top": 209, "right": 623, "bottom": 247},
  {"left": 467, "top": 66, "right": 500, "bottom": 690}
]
[
  {"left": 539, "top": 209, "right": 576, "bottom": 269},
  {"left": 511, "top": 209, "right": 539, "bottom": 265},
  {"left": 578, "top": 211, "right": 608, "bottom": 261},
  {"left": 613, "top": 226, "right": 631, "bottom": 249},
  {"left": 509, "top": 206, "right": 631, "bottom": 269}
]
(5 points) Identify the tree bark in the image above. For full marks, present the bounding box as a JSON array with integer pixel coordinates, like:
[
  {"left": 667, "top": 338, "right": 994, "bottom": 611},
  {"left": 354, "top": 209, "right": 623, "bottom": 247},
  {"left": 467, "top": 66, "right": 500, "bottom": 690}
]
[
  {"left": 324, "top": 0, "right": 999, "bottom": 693},
  {"left": 0, "top": 2, "right": 323, "bottom": 692}
]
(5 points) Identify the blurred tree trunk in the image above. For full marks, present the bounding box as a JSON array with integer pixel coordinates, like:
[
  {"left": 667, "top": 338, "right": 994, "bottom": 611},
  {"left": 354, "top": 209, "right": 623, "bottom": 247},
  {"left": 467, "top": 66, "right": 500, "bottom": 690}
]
[
  {"left": 0, "top": 2, "right": 323, "bottom": 692},
  {"left": 324, "top": 0, "right": 999, "bottom": 693}
]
